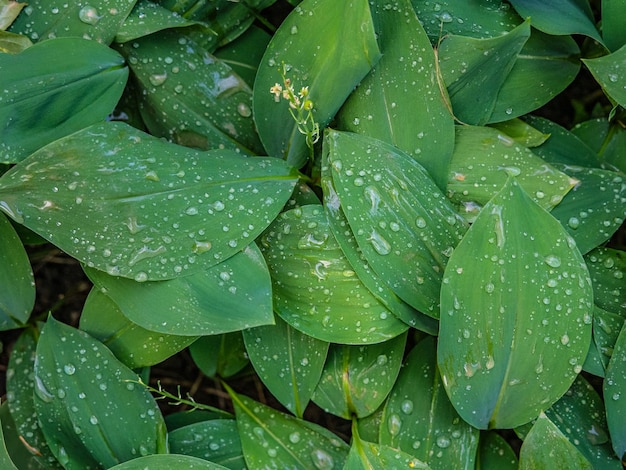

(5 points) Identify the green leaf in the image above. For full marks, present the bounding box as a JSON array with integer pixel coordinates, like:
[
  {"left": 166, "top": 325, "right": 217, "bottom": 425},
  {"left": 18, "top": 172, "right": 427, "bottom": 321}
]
[
  {"left": 380, "top": 337, "right": 479, "bottom": 470},
  {"left": 571, "top": 118, "right": 626, "bottom": 174},
  {"left": 488, "top": 118, "right": 551, "bottom": 148},
  {"left": 118, "top": 30, "right": 264, "bottom": 154},
  {"left": 79, "top": 288, "right": 196, "bottom": 368},
  {"left": 0, "top": 121, "right": 298, "bottom": 281},
  {"left": 335, "top": 0, "right": 454, "bottom": 190},
  {"left": 242, "top": 315, "right": 329, "bottom": 417},
  {"left": 345, "top": 422, "right": 431, "bottom": 470},
  {"left": 6, "top": 328, "right": 63, "bottom": 468},
  {"left": 438, "top": 177, "right": 593, "bottom": 430},
  {"left": 0, "top": 29, "right": 31, "bottom": 53},
  {"left": 519, "top": 413, "right": 593, "bottom": 469},
  {"left": 321, "top": 172, "right": 438, "bottom": 334},
  {"left": 8, "top": 0, "right": 137, "bottom": 44},
  {"left": 114, "top": 0, "right": 201, "bottom": 43},
  {"left": 168, "top": 420, "right": 245, "bottom": 469},
  {"left": 259, "top": 204, "right": 408, "bottom": 344},
  {"left": 476, "top": 431, "right": 518, "bottom": 470},
  {"left": 587, "top": 306, "right": 624, "bottom": 376},
  {"left": 0, "top": 408, "right": 19, "bottom": 470},
  {"left": 0, "top": 0, "right": 25, "bottom": 30},
  {"left": 604, "top": 321, "right": 626, "bottom": 460},
  {"left": 508, "top": 0, "right": 602, "bottom": 43},
  {"left": 253, "top": 0, "right": 381, "bottom": 167},
  {"left": 0, "top": 37, "right": 128, "bottom": 163},
  {"left": 0, "top": 402, "right": 41, "bottom": 470},
  {"left": 312, "top": 333, "right": 407, "bottom": 419},
  {"left": 189, "top": 333, "right": 249, "bottom": 379},
  {"left": 107, "top": 454, "right": 229, "bottom": 469},
  {"left": 84, "top": 243, "right": 273, "bottom": 336},
  {"left": 227, "top": 385, "right": 349, "bottom": 469},
  {"left": 488, "top": 31, "right": 581, "bottom": 122},
  {"left": 585, "top": 247, "right": 626, "bottom": 317},
  {"left": 34, "top": 317, "right": 167, "bottom": 469},
  {"left": 438, "top": 20, "right": 530, "bottom": 125},
  {"left": 324, "top": 130, "right": 468, "bottom": 318},
  {"left": 583, "top": 45, "right": 626, "bottom": 108},
  {"left": 446, "top": 125, "right": 576, "bottom": 221},
  {"left": 602, "top": 0, "right": 626, "bottom": 51},
  {"left": 549, "top": 165, "right": 626, "bottom": 255},
  {"left": 0, "top": 213, "right": 34, "bottom": 329}
]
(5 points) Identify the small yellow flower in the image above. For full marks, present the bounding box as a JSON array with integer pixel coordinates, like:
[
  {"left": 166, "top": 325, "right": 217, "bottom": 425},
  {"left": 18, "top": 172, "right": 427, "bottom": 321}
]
[
  {"left": 270, "top": 83, "right": 282, "bottom": 102},
  {"left": 298, "top": 86, "right": 309, "bottom": 98},
  {"left": 303, "top": 99, "right": 314, "bottom": 111}
]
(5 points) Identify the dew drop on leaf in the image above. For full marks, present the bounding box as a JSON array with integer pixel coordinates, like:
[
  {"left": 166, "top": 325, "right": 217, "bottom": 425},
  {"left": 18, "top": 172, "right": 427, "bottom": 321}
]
[{"left": 310, "top": 448, "right": 334, "bottom": 469}]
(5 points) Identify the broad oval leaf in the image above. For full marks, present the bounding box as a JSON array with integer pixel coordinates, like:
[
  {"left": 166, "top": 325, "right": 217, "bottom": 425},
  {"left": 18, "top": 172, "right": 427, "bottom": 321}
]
[
  {"left": 585, "top": 247, "right": 626, "bottom": 317},
  {"left": 0, "top": 213, "right": 34, "bottom": 329},
  {"left": 189, "top": 333, "right": 249, "bottom": 379},
  {"left": 336, "top": 0, "right": 454, "bottom": 190},
  {"left": 604, "top": 321, "right": 626, "bottom": 460},
  {"left": 0, "top": 121, "right": 298, "bottom": 281},
  {"left": 0, "top": 403, "right": 35, "bottom": 470},
  {"left": 582, "top": 45, "right": 626, "bottom": 108},
  {"left": 259, "top": 204, "right": 408, "bottom": 344},
  {"left": 79, "top": 288, "right": 196, "bottom": 368},
  {"left": 84, "top": 243, "right": 274, "bottom": 335},
  {"left": 0, "top": 37, "right": 128, "bottom": 163},
  {"left": 518, "top": 413, "right": 593, "bottom": 469},
  {"left": 602, "top": 0, "right": 626, "bottom": 52},
  {"left": 242, "top": 315, "right": 329, "bottom": 417},
  {"left": 312, "top": 333, "right": 406, "bottom": 420},
  {"left": 253, "top": 0, "right": 381, "bottom": 167},
  {"left": 476, "top": 431, "right": 518, "bottom": 470},
  {"left": 438, "top": 177, "right": 593, "bottom": 429},
  {"left": 107, "top": 454, "right": 228, "bottom": 469},
  {"left": 571, "top": 117, "right": 626, "bottom": 174},
  {"left": 324, "top": 129, "right": 467, "bottom": 318},
  {"left": 34, "top": 317, "right": 167, "bottom": 469},
  {"left": 227, "top": 385, "right": 349, "bottom": 470},
  {"left": 380, "top": 337, "right": 479, "bottom": 470},
  {"left": 118, "top": 30, "right": 264, "bottom": 154}
]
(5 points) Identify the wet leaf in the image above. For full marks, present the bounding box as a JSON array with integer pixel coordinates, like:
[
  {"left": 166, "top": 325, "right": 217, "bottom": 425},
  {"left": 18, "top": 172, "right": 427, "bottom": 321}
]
[
  {"left": 438, "top": 177, "right": 593, "bottom": 430},
  {"left": 312, "top": 333, "right": 407, "bottom": 419},
  {"left": 508, "top": 0, "right": 603, "bottom": 44},
  {"left": 0, "top": 0, "right": 25, "bottom": 30},
  {"left": 0, "top": 410, "right": 19, "bottom": 469},
  {"left": 0, "top": 37, "right": 128, "bottom": 163},
  {"left": 476, "top": 431, "right": 518, "bottom": 470},
  {"left": 345, "top": 431, "right": 431, "bottom": 469},
  {"left": 321, "top": 171, "right": 438, "bottom": 334},
  {"left": 336, "top": 0, "right": 454, "bottom": 190},
  {"left": 6, "top": 328, "right": 62, "bottom": 468},
  {"left": 227, "top": 385, "right": 349, "bottom": 469},
  {"left": 34, "top": 317, "right": 167, "bottom": 469},
  {"left": 114, "top": 0, "right": 201, "bottom": 43},
  {"left": 447, "top": 125, "right": 576, "bottom": 221},
  {"left": 0, "top": 214, "right": 34, "bottom": 329},
  {"left": 107, "top": 454, "right": 229, "bottom": 469},
  {"left": 586, "top": 306, "right": 624, "bottom": 377},
  {"left": 259, "top": 204, "right": 407, "bottom": 344},
  {"left": 253, "top": 0, "right": 381, "bottom": 167},
  {"left": 84, "top": 243, "right": 273, "bottom": 335},
  {"left": 438, "top": 20, "right": 530, "bottom": 125},
  {"left": 604, "top": 321, "right": 626, "bottom": 460},
  {"left": 242, "top": 315, "right": 329, "bottom": 417},
  {"left": 8, "top": 0, "right": 136, "bottom": 44},
  {"left": 519, "top": 413, "right": 593, "bottom": 469},
  {"left": 168, "top": 419, "right": 245, "bottom": 469},
  {"left": 79, "top": 288, "right": 196, "bottom": 368},
  {"left": 0, "top": 403, "right": 38, "bottom": 470},
  {"left": 583, "top": 45, "right": 626, "bottom": 108},
  {"left": 571, "top": 118, "right": 626, "bottom": 174},
  {"left": 488, "top": 118, "right": 551, "bottom": 148},
  {"left": 118, "top": 30, "right": 264, "bottom": 154},
  {"left": 549, "top": 165, "right": 626, "bottom": 255},
  {"left": 585, "top": 247, "right": 626, "bottom": 318},
  {"left": 602, "top": 0, "right": 626, "bottom": 51},
  {"left": 324, "top": 129, "right": 468, "bottom": 318},
  {"left": 189, "top": 333, "right": 249, "bottom": 379},
  {"left": 380, "top": 337, "right": 479, "bottom": 470},
  {"left": 0, "top": 121, "right": 298, "bottom": 281}
]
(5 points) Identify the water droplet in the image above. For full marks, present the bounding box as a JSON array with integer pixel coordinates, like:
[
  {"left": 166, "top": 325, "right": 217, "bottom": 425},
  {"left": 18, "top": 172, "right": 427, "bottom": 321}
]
[
  {"left": 192, "top": 241, "right": 212, "bottom": 253},
  {"left": 63, "top": 364, "right": 76, "bottom": 375},
  {"left": 415, "top": 217, "right": 427, "bottom": 228},
  {"left": 149, "top": 73, "right": 167, "bottom": 86},
  {"left": 544, "top": 255, "right": 561, "bottom": 268},
  {"left": 560, "top": 334, "right": 570, "bottom": 345},
  {"left": 377, "top": 354, "right": 388, "bottom": 365},
  {"left": 311, "top": 448, "right": 334, "bottom": 469},
  {"left": 78, "top": 5, "right": 101, "bottom": 24},
  {"left": 485, "top": 283, "right": 495, "bottom": 294},
  {"left": 608, "top": 73, "right": 618, "bottom": 83},
  {"left": 34, "top": 376, "right": 54, "bottom": 403},
  {"left": 368, "top": 230, "right": 391, "bottom": 255},
  {"left": 134, "top": 272, "right": 148, "bottom": 282},
  {"left": 289, "top": 432, "right": 301, "bottom": 443},
  {"left": 237, "top": 102, "right": 252, "bottom": 117},
  {"left": 89, "top": 415, "right": 99, "bottom": 425},
  {"left": 290, "top": 25, "right": 299, "bottom": 34},
  {"left": 436, "top": 435, "right": 451, "bottom": 448},
  {"left": 57, "top": 447, "right": 70, "bottom": 465},
  {"left": 387, "top": 413, "right": 402, "bottom": 436},
  {"left": 400, "top": 399, "right": 414, "bottom": 415},
  {"left": 586, "top": 423, "right": 609, "bottom": 445},
  {"left": 567, "top": 217, "right": 580, "bottom": 229}
]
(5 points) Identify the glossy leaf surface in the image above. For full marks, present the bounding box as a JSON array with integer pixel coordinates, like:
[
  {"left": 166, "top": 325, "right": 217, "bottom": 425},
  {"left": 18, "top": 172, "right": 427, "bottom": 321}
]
[
  {"left": 253, "top": 0, "right": 381, "bottom": 167},
  {"left": 0, "top": 213, "right": 34, "bottom": 329},
  {"left": 583, "top": 45, "right": 626, "bottom": 108},
  {"left": 585, "top": 247, "right": 626, "bottom": 317},
  {"left": 243, "top": 315, "right": 329, "bottom": 417},
  {"left": 189, "top": 333, "right": 249, "bottom": 379},
  {"left": 228, "top": 386, "right": 349, "bottom": 469},
  {"left": 107, "top": 454, "right": 228, "bottom": 469},
  {"left": 438, "top": 178, "right": 593, "bottom": 429},
  {"left": 602, "top": 0, "right": 626, "bottom": 51},
  {"left": 571, "top": 117, "right": 626, "bottom": 174},
  {"left": 0, "top": 403, "right": 34, "bottom": 470},
  {"left": 0, "top": 122, "right": 298, "bottom": 281},
  {"left": 79, "top": 288, "right": 196, "bottom": 368},
  {"left": 518, "top": 413, "right": 593, "bottom": 469},
  {"left": 324, "top": 130, "right": 467, "bottom": 318},
  {"left": 0, "top": 37, "right": 127, "bottom": 163},
  {"left": 336, "top": 0, "right": 454, "bottom": 190},
  {"left": 312, "top": 333, "right": 406, "bottom": 419},
  {"left": 84, "top": 243, "right": 273, "bottom": 335},
  {"left": 259, "top": 204, "right": 407, "bottom": 344},
  {"left": 604, "top": 322, "right": 626, "bottom": 460},
  {"left": 34, "top": 318, "right": 167, "bottom": 469},
  {"left": 476, "top": 431, "right": 518, "bottom": 470},
  {"left": 380, "top": 337, "right": 479, "bottom": 470}
]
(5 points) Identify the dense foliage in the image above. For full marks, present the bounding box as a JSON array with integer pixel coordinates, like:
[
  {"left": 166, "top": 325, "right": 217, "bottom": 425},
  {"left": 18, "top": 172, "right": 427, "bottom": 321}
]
[{"left": 1, "top": 0, "right": 625, "bottom": 468}]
